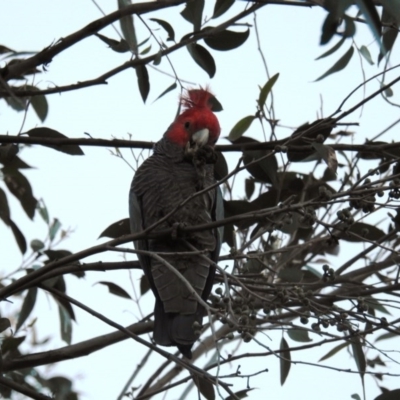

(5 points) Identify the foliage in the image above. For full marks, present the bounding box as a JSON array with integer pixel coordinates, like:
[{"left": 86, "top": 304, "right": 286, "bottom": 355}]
[{"left": 1, "top": 1, "right": 400, "bottom": 399}]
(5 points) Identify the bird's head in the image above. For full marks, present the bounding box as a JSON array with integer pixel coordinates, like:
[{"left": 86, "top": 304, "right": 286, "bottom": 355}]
[{"left": 164, "top": 88, "right": 221, "bottom": 151}]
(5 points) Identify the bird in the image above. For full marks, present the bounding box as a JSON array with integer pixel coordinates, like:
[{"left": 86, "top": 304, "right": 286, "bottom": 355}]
[{"left": 129, "top": 88, "right": 223, "bottom": 358}]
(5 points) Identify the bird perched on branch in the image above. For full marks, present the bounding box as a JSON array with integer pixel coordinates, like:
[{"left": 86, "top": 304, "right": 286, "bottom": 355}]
[{"left": 129, "top": 88, "right": 223, "bottom": 358}]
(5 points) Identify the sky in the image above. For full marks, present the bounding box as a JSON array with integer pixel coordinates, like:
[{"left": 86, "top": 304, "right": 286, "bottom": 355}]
[{"left": 1, "top": 1, "right": 400, "bottom": 399}]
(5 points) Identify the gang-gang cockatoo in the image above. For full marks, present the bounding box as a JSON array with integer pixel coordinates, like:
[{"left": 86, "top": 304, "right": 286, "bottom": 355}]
[{"left": 129, "top": 88, "right": 223, "bottom": 358}]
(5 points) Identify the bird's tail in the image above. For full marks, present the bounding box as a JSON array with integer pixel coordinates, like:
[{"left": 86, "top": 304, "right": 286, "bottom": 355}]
[{"left": 153, "top": 300, "right": 203, "bottom": 359}]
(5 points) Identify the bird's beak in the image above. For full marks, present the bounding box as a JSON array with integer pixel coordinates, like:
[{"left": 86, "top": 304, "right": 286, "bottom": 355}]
[{"left": 191, "top": 128, "right": 209, "bottom": 147}]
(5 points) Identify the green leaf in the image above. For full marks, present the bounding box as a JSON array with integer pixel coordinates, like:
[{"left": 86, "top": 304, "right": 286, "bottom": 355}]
[
  {"left": 37, "top": 200, "right": 49, "bottom": 224},
  {"left": 319, "top": 342, "right": 349, "bottom": 362},
  {"left": 140, "top": 45, "right": 151, "bottom": 55},
  {"left": 25, "top": 127, "right": 84, "bottom": 155},
  {"left": 96, "top": 281, "right": 131, "bottom": 299},
  {"left": 99, "top": 218, "right": 130, "bottom": 239},
  {"left": 49, "top": 218, "right": 61, "bottom": 241},
  {"left": 228, "top": 116, "right": 256, "bottom": 141},
  {"left": 280, "top": 337, "right": 291, "bottom": 385},
  {"left": 150, "top": 18, "right": 175, "bottom": 41},
  {"left": 316, "top": 37, "right": 346, "bottom": 60},
  {"left": 30, "top": 239, "right": 44, "bottom": 252},
  {"left": 95, "top": 33, "right": 130, "bottom": 53},
  {"left": 359, "top": 45, "right": 374, "bottom": 65},
  {"left": 154, "top": 82, "right": 177, "bottom": 103},
  {"left": 351, "top": 395, "right": 362, "bottom": 400},
  {"left": 351, "top": 338, "right": 366, "bottom": 378},
  {"left": 3, "top": 168, "right": 37, "bottom": 219},
  {"left": 16, "top": 287, "right": 38, "bottom": 332},
  {"left": 213, "top": 0, "right": 235, "bottom": 19},
  {"left": 315, "top": 46, "right": 354, "bottom": 81},
  {"left": 374, "top": 389, "right": 400, "bottom": 400},
  {"left": 58, "top": 303, "right": 72, "bottom": 345},
  {"left": 378, "top": 7, "right": 399, "bottom": 63},
  {"left": 258, "top": 73, "right": 279, "bottom": 109},
  {"left": 364, "top": 296, "right": 391, "bottom": 315},
  {"left": 0, "top": 318, "right": 11, "bottom": 333},
  {"left": 287, "top": 329, "right": 312, "bottom": 343},
  {"left": 153, "top": 48, "right": 162, "bottom": 66},
  {"left": 204, "top": 28, "right": 250, "bottom": 51},
  {"left": 375, "top": 329, "right": 400, "bottom": 342},
  {"left": 187, "top": 44, "right": 216, "bottom": 78},
  {"left": 135, "top": 65, "right": 150, "bottom": 103},
  {"left": 118, "top": 0, "right": 137, "bottom": 53},
  {"left": 181, "top": 0, "right": 204, "bottom": 31}
]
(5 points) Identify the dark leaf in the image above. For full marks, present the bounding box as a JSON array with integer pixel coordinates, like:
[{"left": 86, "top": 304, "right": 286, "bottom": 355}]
[
  {"left": 280, "top": 337, "right": 291, "bottom": 385},
  {"left": 0, "top": 144, "right": 32, "bottom": 169},
  {"left": 351, "top": 338, "right": 366, "bottom": 378},
  {"left": 140, "top": 275, "right": 150, "bottom": 296},
  {"left": 135, "top": 65, "right": 150, "bottom": 103},
  {"left": 0, "top": 318, "right": 11, "bottom": 333},
  {"left": 44, "top": 249, "right": 73, "bottom": 261},
  {"left": 25, "top": 85, "right": 48, "bottom": 122},
  {"left": 58, "top": 303, "right": 72, "bottom": 345},
  {"left": 16, "top": 287, "right": 37, "bottom": 332},
  {"left": 378, "top": 6, "right": 399, "bottom": 63},
  {"left": 245, "top": 179, "right": 255, "bottom": 200},
  {"left": 193, "top": 375, "right": 215, "bottom": 400},
  {"left": 278, "top": 268, "right": 303, "bottom": 282},
  {"left": 118, "top": 0, "right": 137, "bottom": 53},
  {"left": 352, "top": 395, "right": 362, "bottom": 400},
  {"left": 374, "top": 390, "right": 400, "bottom": 400},
  {"left": 0, "top": 45, "right": 15, "bottom": 54},
  {"left": 4, "top": 94, "right": 27, "bottom": 112},
  {"left": 9, "top": 219, "right": 27, "bottom": 254},
  {"left": 0, "top": 188, "right": 10, "bottom": 224},
  {"left": 95, "top": 33, "right": 130, "bottom": 53},
  {"left": 319, "top": 342, "right": 349, "bottom": 362},
  {"left": 150, "top": 18, "right": 175, "bottom": 41},
  {"left": 224, "top": 389, "right": 254, "bottom": 400},
  {"left": 154, "top": 82, "right": 177, "bottom": 103},
  {"left": 204, "top": 28, "right": 250, "bottom": 51},
  {"left": 181, "top": 0, "right": 204, "bottom": 31},
  {"left": 243, "top": 149, "right": 279, "bottom": 187},
  {"left": 355, "top": 0, "right": 382, "bottom": 44},
  {"left": 96, "top": 281, "right": 131, "bottom": 299},
  {"left": 287, "top": 329, "right": 312, "bottom": 343},
  {"left": 375, "top": 329, "right": 400, "bottom": 342},
  {"left": 316, "top": 37, "right": 346, "bottom": 60},
  {"left": 208, "top": 94, "right": 223, "bottom": 112},
  {"left": 187, "top": 44, "right": 216, "bottom": 78},
  {"left": 228, "top": 116, "right": 255, "bottom": 141},
  {"left": 223, "top": 223, "right": 235, "bottom": 247},
  {"left": 364, "top": 296, "right": 391, "bottom": 315},
  {"left": 214, "top": 151, "right": 228, "bottom": 180},
  {"left": 3, "top": 168, "right": 37, "bottom": 219},
  {"left": 99, "top": 218, "right": 130, "bottom": 239},
  {"left": 320, "top": 12, "right": 340, "bottom": 44},
  {"left": 213, "top": 0, "right": 235, "bottom": 19},
  {"left": 153, "top": 48, "right": 162, "bottom": 65},
  {"left": 338, "top": 222, "right": 386, "bottom": 242},
  {"left": 25, "top": 127, "right": 84, "bottom": 155},
  {"left": 258, "top": 73, "right": 279, "bottom": 109},
  {"left": 1, "top": 336, "right": 26, "bottom": 353},
  {"left": 312, "top": 143, "right": 338, "bottom": 173},
  {"left": 315, "top": 46, "right": 354, "bottom": 81}
]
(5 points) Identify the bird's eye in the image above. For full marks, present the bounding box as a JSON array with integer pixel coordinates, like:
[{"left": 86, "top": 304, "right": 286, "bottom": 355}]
[{"left": 184, "top": 121, "right": 190, "bottom": 129}]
